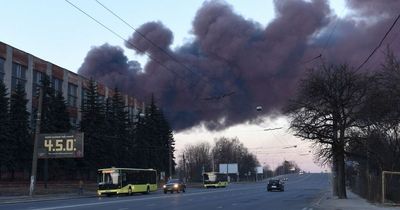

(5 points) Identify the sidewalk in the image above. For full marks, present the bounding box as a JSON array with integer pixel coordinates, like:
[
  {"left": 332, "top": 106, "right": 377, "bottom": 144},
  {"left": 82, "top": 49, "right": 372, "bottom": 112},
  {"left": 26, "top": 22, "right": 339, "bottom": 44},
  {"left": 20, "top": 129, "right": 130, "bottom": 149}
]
[
  {"left": 0, "top": 192, "right": 97, "bottom": 205},
  {"left": 314, "top": 189, "right": 400, "bottom": 210}
]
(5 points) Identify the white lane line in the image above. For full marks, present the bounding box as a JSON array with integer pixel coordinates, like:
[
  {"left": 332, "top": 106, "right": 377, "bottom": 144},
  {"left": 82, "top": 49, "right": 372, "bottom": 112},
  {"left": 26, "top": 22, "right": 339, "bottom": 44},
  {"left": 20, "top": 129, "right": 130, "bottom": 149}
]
[
  {"left": 287, "top": 174, "right": 312, "bottom": 185},
  {"left": 31, "top": 186, "right": 264, "bottom": 210},
  {"left": 312, "top": 190, "right": 329, "bottom": 206}
]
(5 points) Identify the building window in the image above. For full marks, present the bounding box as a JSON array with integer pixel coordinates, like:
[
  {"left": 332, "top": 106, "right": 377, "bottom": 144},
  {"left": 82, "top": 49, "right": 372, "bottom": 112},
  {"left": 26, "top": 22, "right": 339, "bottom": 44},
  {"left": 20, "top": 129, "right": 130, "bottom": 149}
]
[
  {"left": 11, "top": 62, "right": 27, "bottom": 90},
  {"left": 52, "top": 77, "right": 63, "bottom": 93},
  {"left": 0, "top": 57, "right": 5, "bottom": 81},
  {"left": 68, "top": 83, "right": 78, "bottom": 107},
  {"left": 81, "top": 88, "right": 87, "bottom": 107},
  {"left": 32, "top": 70, "right": 45, "bottom": 97}
]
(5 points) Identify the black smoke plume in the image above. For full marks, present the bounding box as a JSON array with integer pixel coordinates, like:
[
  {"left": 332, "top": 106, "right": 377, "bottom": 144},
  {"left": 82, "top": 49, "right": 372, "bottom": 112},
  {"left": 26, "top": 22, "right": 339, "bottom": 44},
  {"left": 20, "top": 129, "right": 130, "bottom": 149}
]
[{"left": 78, "top": 0, "right": 400, "bottom": 131}]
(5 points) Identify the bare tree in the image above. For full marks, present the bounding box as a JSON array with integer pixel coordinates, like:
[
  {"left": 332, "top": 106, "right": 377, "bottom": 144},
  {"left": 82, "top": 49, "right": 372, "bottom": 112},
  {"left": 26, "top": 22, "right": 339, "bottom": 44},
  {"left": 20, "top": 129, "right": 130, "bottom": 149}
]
[
  {"left": 286, "top": 64, "right": 368, "bottom": 199},
  {"left": 179, "top": 142, "right": 212, "bottom": 182},
  {"left": 274, "top": 160, "right": 301, "bottom": 175},
  {"left": 212, "top": 137, "right": 259, "bottom": 180},
  {"left": 347, "top": 50, "right": 400, "bottom": 202}
]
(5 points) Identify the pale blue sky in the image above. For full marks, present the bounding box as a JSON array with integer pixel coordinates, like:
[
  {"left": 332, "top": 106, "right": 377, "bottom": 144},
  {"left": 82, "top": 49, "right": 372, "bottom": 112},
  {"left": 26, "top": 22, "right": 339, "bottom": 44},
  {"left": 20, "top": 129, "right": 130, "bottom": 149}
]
[{"left": 0, "top": 0, "right": 346, "bottom": 172}]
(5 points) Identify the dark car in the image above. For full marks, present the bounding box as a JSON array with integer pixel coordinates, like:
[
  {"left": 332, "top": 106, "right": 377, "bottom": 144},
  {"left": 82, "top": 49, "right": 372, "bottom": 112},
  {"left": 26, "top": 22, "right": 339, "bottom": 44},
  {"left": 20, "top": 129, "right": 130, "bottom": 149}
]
[
  {"left": 267, "top": 179, "right": 284, "bottom": 192},
  {"left": 163, "top": 179, "right": 186, "bottom": 194}
]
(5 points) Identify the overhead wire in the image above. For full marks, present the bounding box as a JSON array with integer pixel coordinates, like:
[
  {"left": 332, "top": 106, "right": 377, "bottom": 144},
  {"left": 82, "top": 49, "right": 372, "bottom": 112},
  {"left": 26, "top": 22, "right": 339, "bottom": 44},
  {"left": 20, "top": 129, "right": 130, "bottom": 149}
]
[
  {"left": 95, "top": 0, "right": 203, "bottom": 80},
  {"left": 355, "top": 13, "right": 400, "bottom": 72},
  {"left": 64, "top": 0, "right": 195, "bottom": 90},
  {"left": 94, "top": 0, "right": 236, "bottom": 101},
  {"left": 301, "top": 4, "right": 347, "bottom": 65}
]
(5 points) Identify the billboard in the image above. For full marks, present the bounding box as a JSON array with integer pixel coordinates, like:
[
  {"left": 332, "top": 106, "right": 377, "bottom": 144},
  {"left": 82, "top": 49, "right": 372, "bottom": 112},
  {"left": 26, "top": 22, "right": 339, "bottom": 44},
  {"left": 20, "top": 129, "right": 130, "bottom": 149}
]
[
  {"left": 37, "top": 133, "right": 84, "bottom": 158},
  {"left": 256, "top": 166, "right": 263, "bottom": 174},
  {"left": 219, "top": 163, "right": 238, "bottom": 174}
]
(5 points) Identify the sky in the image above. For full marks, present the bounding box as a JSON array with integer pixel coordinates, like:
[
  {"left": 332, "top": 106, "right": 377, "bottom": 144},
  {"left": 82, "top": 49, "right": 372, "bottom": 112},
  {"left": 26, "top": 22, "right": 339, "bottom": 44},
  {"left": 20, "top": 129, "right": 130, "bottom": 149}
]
[{"left": 0, "top": 0, "right": 349, "bottom": 172}]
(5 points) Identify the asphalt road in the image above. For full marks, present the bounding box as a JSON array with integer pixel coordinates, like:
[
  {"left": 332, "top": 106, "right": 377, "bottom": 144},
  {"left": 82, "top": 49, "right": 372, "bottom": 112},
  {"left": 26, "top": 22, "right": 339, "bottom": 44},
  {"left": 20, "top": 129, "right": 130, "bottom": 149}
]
[{"left": 0, "top": 173, "right": 330, "bottom": 210}]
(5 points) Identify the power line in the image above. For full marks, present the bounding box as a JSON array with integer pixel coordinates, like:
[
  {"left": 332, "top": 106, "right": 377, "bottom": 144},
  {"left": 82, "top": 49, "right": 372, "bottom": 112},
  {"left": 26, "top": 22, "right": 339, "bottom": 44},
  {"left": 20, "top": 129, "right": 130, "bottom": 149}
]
[
  {"left": 64, "top": 0, "right": 193, "bottom": 88},
  {"left": 320, "top": 5, "right": 347, "bottom": 57},
  {"left": 263, "top": 127, "right": 283, "bottom": 131},
  {"left": 95, "top": 0, "right": 236, "bottom": 101},
  {"left": 95, "top": 0, "right": 205, "bottom": 81},
  {"left": 301, "top": 5, "right": 347, "bottom": 65},
  {"left": 202, "top": 91, "right": 235, "bottom": 101},
  {"left": 356, "top": 13, "right": 400, "bottom": 72},
  {"left": 301, "top": 54, "right": 322, "bottom": 65}
]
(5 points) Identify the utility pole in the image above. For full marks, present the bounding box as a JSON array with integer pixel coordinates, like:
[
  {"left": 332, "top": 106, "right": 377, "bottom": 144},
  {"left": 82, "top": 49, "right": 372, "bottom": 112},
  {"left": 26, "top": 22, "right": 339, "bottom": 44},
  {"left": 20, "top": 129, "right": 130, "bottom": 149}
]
[
  {"left": 182, "top": 153, "right": 186, "bottom": 182},
  {"left": 226, "top": 163, "right": 229, "bottom": 182},
  {"left": 168, "top": 140, "right": 172, "bottom": 180},
  {"left": 29, "top": 88, "right": 43, "bottom": 196}
]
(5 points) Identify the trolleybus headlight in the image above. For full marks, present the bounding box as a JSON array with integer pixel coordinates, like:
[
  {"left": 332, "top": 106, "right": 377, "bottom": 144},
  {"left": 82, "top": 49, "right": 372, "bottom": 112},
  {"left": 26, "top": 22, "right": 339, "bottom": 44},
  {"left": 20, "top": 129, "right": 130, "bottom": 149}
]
[
  {"left": 163, "top": 185, "right": 166, "bottom": 188},
  {"left": 174, "top": 184, "right": 178, "bottom": 188}
]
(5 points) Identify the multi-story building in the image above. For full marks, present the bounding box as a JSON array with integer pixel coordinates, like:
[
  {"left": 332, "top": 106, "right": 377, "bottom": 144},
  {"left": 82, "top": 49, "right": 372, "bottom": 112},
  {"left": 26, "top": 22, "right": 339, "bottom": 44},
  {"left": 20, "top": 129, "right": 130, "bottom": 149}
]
[{"left": 0, "top": 41, "right": 144, "bottom": 129}]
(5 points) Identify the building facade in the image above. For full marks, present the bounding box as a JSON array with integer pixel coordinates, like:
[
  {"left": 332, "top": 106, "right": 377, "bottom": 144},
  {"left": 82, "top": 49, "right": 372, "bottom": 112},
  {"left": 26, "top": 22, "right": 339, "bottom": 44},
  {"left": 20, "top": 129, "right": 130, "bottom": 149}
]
[{"left": 0, "top": 41, "right": 144, "bottom": 129}]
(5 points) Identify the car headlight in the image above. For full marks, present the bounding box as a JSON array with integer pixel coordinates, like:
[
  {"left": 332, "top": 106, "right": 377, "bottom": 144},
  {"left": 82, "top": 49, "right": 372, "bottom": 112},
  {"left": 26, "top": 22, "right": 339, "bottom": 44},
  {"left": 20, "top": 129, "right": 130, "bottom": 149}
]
[
  {"left": 174, "top": 184, "right": 178, "bottom": 188},
  {"left": 163, "top": 185, "right": 166, "bottom": 188}
]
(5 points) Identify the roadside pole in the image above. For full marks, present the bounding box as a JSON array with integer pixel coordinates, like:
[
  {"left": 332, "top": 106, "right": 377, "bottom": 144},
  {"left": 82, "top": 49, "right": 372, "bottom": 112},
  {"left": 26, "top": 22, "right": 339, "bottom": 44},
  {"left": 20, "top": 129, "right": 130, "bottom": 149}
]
[
  {"left": 29, "top": 88, "right": 43, "bottom": 196},
  {"left": 169, "top": 140, "right": 172, "bottom": 180},
  {"left": 227, "top": 164, "right": 229, "bottom": 182}
]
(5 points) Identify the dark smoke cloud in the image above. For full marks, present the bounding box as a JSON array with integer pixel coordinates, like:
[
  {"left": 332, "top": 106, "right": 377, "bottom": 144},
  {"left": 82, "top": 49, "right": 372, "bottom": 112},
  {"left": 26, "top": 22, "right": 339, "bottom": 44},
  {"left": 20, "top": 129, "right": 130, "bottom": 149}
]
[
  {"left": 78, "top": 0, "right": 400, "bottom": 131},
  {"left": 79, "top": 43, "right": 141, "bottom": 91}
]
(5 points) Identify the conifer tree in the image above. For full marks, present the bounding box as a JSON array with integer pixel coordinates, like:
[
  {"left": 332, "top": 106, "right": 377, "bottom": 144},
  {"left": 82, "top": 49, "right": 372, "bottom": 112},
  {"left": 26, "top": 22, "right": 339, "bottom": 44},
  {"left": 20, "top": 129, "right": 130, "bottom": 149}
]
[
  {"left": 38, "top": 75, "right": 70, "bottom": 133},
  {"left": 110, "top": 88, "right": 130, "bottom": 167},
  {"left": 9, "top": 83, "right": 31, "bottom": 179},
  {"left": 0, "top": 81, "right": 10, "bottom": 178},
  {"left": 137, "top": 95, "right": 176, "bottom": 176},
  {"left": 79, "top": 79, "right": 106, "bottom": 175}
]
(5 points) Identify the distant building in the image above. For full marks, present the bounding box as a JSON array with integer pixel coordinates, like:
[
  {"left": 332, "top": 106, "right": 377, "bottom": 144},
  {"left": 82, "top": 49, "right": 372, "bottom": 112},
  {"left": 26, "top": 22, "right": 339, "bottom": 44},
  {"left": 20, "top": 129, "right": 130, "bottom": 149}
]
[{"left": 0, "top": 41, "right": 144, "bottom": 129}]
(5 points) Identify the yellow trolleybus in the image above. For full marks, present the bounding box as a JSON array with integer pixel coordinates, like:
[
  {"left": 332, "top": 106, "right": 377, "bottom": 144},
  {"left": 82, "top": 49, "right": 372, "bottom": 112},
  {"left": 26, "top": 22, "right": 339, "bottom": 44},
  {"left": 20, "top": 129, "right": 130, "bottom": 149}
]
[
  {"left": 97, "top": 167, "right": 157, "bottom": 196},
  {"left": 203, "top": 172, "right": 228, "bottom": 188}
]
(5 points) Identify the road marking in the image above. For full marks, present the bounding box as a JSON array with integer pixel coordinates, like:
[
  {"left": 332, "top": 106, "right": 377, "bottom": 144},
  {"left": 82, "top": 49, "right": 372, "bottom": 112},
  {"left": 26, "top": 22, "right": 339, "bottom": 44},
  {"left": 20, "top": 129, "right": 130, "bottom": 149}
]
[
  {"left": 30, "top": 186, "right": 265, "bottom": 210},
  {"left": 311, "top": 190, "right": 329, "bottom": 207}
]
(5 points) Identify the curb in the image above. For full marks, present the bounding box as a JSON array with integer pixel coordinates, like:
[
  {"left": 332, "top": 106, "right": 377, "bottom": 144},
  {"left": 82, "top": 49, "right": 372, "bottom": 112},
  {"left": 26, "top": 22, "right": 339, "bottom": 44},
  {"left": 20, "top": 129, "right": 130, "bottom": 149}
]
[{"left": 0, "top": 194, "right": 97, "bottom": 205}]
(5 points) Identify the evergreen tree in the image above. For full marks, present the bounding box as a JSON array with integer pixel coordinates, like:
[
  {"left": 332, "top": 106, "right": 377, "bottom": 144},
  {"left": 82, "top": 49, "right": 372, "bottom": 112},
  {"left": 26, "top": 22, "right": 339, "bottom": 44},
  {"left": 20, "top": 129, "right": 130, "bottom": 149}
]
[
  {"left": 9, "top": 83, "right": 31, "bottom": 179},
  {"left": 79, "top": 79, "right": 107, "bottom": 177},
  {"left": 33, "top": 76, "right": 71, "bottom": 181},
  {"left": 38, "top": 75, "right": 70, "bottom": 133},
  {"left": 0, "top": 80, "right": 10, "bottom": 178},
  {"left": 137, "top": 95, "right": 176, "bottom": 176},
  {"left": 160, "top": 110, "right": 176, "bottom": 176},
  {"left": 38, "top": 75, "right": 56, "bottom": 133},
  {"left": 134, "top": 110, "right": 150, "bottom": 168},
  {"left": 51, "top": 91, "right": 71, "bottom": 132},
  {"left": 110, "top": 88, "right": 130, "bottom": 167}
]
